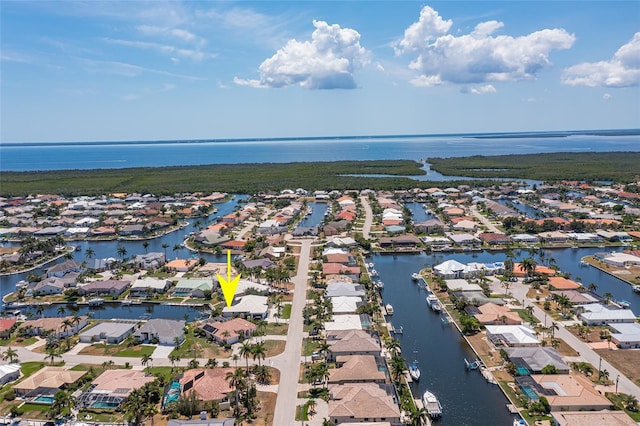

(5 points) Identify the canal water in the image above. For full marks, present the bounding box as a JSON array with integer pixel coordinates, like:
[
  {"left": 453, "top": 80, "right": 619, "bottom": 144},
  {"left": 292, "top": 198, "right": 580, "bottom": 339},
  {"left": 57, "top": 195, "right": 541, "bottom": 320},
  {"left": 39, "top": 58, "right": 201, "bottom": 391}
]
[
  {"left": 296, "top": 202, "right": 328, "bottom": 228},
  {"left": 370, "top": 247, "right": 640, "bottom": 425}
]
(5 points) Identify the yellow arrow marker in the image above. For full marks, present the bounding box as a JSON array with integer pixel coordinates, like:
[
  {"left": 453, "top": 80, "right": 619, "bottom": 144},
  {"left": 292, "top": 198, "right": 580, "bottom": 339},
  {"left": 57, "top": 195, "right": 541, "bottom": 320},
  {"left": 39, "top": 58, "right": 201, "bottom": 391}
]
[{"left": 217, "top": 249, "right": 241, "bottom": 308}]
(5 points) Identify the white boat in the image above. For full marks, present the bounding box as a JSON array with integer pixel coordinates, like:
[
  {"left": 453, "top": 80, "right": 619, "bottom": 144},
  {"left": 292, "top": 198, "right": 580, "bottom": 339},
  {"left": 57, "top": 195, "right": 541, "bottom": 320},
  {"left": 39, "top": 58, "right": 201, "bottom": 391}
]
[
  {"left": 88, "top": 298, "right": 105, "bottom": 306},
  {"left": 375, "top": 280, "right": 384, "bottom": 289},
  {"left": 617, "top": 300, "right": 631, "bottom": 309},
  {"left": 121, "top": 299, "right": 132, "bottom": 306},
  {"left": 411, "top": 272, "right": 421, "bottom": 281},
  {"left": 633, "top": 285, "right": 640, "bottom": 294},
  {"left": 426, "top": 294, "right": 441, "bottom": 312},
  {"left": 422, "top": 390, "right": 442, "bottom": 418},
  {"left": 370, "top": 269, "right": 378, "bottom": 277},
  {"left": 385, "top": 304, "right": 394, "bottom": 315},
  {"left": 409, "top": 361, "right": 421, "bottom": 381}
]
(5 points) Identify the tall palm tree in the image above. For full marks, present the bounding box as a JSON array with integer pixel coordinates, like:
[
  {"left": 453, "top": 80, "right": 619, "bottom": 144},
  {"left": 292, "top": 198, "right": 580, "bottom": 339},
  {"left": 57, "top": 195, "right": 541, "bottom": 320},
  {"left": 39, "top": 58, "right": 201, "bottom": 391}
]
[
  {"left": 57, "top": 306, "right": 66, "bottom": 317},
  {"left": 2, "top": 347, "right": 19, "bottom": 363},
  {"left": 141, "top": 353, "right": 153, "bottom": 370},
  {"left": 84, "top": 247, "right": 95, "bottom": 260},
  {"left": 239, "top": 341, "right": 253, "bottom": 371},
  {"left": 142, "top": 241, "right": 149, "bottom": 253},
  {"left": 251, "top": 341, "right": 266, "bottom": 366},
  {"left": 117, "top": 245, "right": 127, "bottom": 260},
  {"left": 161, "top": 243, "right": 169, "bottom": 259},
  {"left": 225, "top": 368, "right": 246, "bottom": 416},
  {"left": 521, "top": 257, "right": 537, "bottom": 280}
]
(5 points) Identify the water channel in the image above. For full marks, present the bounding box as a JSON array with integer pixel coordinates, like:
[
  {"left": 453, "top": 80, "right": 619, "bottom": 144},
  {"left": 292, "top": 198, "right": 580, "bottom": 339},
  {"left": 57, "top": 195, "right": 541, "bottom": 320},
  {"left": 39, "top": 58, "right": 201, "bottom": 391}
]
[{"left": 1, "top": 197, "right": 638, "bottom": 424}]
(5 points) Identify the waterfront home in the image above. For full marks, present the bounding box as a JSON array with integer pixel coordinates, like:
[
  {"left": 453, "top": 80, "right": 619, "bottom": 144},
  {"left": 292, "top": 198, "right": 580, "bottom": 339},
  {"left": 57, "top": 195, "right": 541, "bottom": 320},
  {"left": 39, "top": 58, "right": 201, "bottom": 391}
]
[
  {"left": 325, "top": 252, "right": 357, "bottom": 265},
  {"left": 414, "top": 218, "right": 445, "bottom": 234},
  {"left": 485, "top": 325, "right": 540, "bottom": 347},
  {"left": 548, "top": 277, "right": 582, "bottom": 291},
  {"left": 326, "top": 329, "right": 381, "bottom": 361},
  {"left": 378, "top": 235, "right": 421, "bottom": 249},
  {"left": 133, "top": 252, "right": 166, "bottom": 270},
  {"left": 578, "top": 303, "right": 637, "bottom": 326},
  {"left": 608, "top": 323, "right": 640, "bottom": 348},
  {"left": 30, "top": 277, "right": 71, "bottom": 295},
  {"left": 323, "top": 220, "right": 350, "bottom": 236},
  {"left": 130, "top": 277, "right": 171, "bottom": 297},
  {"left": 598, "top": 251, "right": 640, "bottom": 267},
  {"left": 331, "top": 296, "right": 363, "bottom": 315},
  {"left": 18, "top": 316, "right": 88, "bottom": 339},
  {"left": 479, "top": 232, "right": 510, "bottom": 245},
  {"left": 34, "top": 226, "right": 67, "bottom": 237},
  {"left": 325, "top": 282, "right": 366, "bottom": 298},
  {"left": 14, "top": 366, "right": 87, "bottom": 398},
  {"left": 166, "top": 258, "right": 197, "bottom": 273},
  {"left": 77, "top": 369, "right": 156, "bottom": 410},
  {"left": 322, "top": 263, "right": 361, "bottom": 280},
  {"left": 324, "top": 314, "right": 363, "bottom": 331},
  {"left": 447, "top": 233, "right": 481, "bottom": 247},
  {"left": 512, "top": 263, "right": 556, "bottom": 278},
  {"left": 199, "top": 317, "right": 257, "bottom": 344},
  {"left": 222, "top": 295, "right": 268, "bottom": 320},
  {"left": 538, "top": 231, "right": 569, "bottom": 244},
  {"left": 504, "top": 347, "right": 570, "bottom": 374},
  {"left": 0, "top": 364, "right": 21, "bottom": 385},
  {"left": 550, "top": 290, "right": 598, "bottom": 305},
  {"left": 79, "top": 321, "right": 136, "bottom": 344},
  {"left": 173, "top": 278, "right": 213, "bottom": 298},
  {"left": 519, "top": 373, "right": 612, "bottom": 411},
  {"left": 328, "top": 383, "right": 401, "bottom": 425},
  {"left": 120, "top": 224, "right": 145, "bottom": 236},
  {"left": 325, "top": 236, "right": 358, "bottom": 247},
  {"left": 328, "top": 355, "right": 386, "bottom": 384},
  {"left": 133, "top": 319, "right": 185, "bottom": 346},
  {"left": 221, "top": 240, "right": 247, "bottom": 251},
  {"left": 511, "top": 233, "right": 540, "bottom": 244},
  {"left": 597, "top": 230, "right": 631, "bottom": 242},
  {"left": 469, "top": 303, "right": 521, "bottom": 325},
  {"left": 46, "top": 259, "right": 83, "bottom": 278},
  {"left": 0, "top": 318, "right": 17, "bottom": 339},
  {"left": 551, "top": 410, "right": 637, "bottom": 426},
  {"left": 178, "top": 368, "right": 234, "bottom": 410},
  {"left": 79, "top": 279, "right": 130, "bottom": 296}
]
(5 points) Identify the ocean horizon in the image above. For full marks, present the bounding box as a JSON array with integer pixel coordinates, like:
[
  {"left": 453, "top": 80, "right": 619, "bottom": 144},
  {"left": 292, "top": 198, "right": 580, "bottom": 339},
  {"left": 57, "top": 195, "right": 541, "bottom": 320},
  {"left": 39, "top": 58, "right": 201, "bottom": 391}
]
[{"left": 1, "top": 128, "right": 639, "bottom": 172}]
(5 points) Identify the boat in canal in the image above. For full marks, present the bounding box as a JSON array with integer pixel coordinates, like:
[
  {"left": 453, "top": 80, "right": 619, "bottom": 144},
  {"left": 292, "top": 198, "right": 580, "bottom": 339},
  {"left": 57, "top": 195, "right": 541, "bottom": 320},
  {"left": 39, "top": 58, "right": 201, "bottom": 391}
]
[
  {"left": 88, "top": 298, "right": 105, "bottom": 306},
  {"left": 385, "top": 304, "right": 394, "bottom": 315},
  {"left": 633, "top": 285, "right": 640, "bottom": 294},
  {"left": 409, "top": 361, "right": 421, "bottom": 381},
  {"left": 411, "top": 272, "right": 421, "bottom": 281},
  {"left": 423, "top": 390, "right": 443, "bottom": 418},
  {"left": 426, "top": 294, "right": 441, "bottom": 312}
]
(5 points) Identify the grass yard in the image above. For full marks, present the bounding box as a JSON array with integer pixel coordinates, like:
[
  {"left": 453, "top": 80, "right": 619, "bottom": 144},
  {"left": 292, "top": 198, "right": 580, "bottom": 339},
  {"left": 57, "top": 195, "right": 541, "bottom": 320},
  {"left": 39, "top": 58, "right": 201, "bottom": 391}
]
[
  {"left": 263, "top": 323, "right": 288, "bottom": 335},
  {"left": 281, "top": 304, "right": 292, "bottom": 319},
  {"left": 79, "top": 343, "right": 155, "bottom": 357},
  {"left": 261, "top": 340, "right": 286, "bottom": 358},
  {"left": 301, "top": 338, "right": 322, "bottom": 357}
]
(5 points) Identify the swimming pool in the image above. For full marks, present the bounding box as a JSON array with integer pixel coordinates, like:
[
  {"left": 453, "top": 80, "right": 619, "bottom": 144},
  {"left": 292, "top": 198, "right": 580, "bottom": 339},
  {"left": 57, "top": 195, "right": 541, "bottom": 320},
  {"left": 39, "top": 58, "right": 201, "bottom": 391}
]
[
  {"left": 90, "top": 401, "right": 119, "bottom": 409},
  {"left": 33, "top": 395, "right": 54, "bottom": 403},
  {"left": 520, "top": 386, "right": 539, "bottom": 401}
]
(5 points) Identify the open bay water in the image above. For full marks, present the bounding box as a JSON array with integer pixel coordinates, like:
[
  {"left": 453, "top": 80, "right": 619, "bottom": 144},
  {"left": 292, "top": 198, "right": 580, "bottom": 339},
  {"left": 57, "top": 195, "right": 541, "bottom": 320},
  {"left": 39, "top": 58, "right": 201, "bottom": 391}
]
[{"left": 1, "top": 131, "right": 639, "bottom": 171}]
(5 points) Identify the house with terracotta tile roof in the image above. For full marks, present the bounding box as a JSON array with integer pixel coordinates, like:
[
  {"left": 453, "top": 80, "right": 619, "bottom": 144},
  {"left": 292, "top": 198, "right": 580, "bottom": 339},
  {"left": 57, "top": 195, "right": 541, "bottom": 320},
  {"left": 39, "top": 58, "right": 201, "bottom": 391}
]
[
  {"left": 199, "top": 317, "right": 257, "bottom": 344},
  {"left": 328, "top": 355, "right": 386, "bottom": 384},
  {"left": 548, "top": 276, "right": 581, "bottom": 291},
  {"left": 14, "top": 366, "right": 87, "bottom": 397},
  {"left": 521, "top": 373, "right": 612, "bottom": 411},
  {"left": 471, "top": 303, "right": 521, "bottom": 325},
  {"left": 328, "top": 383, "right": 400, "bottom": 425},
  {"left": 0, "top": 318, "right": 17, "bottom": 338},
  {"left": 77, "top": 369, "right": 156, "bottom": 409},
  {"left": 166, "top": 258, "right": 197, "bottom": 273},
  {"left": 179, "top": 368, "right": 234, "bottom": 410},
  {"left": 513, "top": 263, "right": 556, "bottom": 278}
]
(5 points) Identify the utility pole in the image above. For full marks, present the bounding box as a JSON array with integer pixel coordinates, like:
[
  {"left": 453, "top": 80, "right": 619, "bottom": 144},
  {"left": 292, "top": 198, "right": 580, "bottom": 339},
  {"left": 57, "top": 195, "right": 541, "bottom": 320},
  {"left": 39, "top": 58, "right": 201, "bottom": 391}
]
[{"left": 616, "top": 374, "right": 620, "bottom": 394}]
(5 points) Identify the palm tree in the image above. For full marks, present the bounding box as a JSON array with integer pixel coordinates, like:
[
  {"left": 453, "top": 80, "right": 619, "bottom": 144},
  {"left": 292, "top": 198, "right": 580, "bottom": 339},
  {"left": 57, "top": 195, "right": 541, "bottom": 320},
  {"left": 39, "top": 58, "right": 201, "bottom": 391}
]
[
  {"left": 408, "top": 405, "right": 427, "bottom": 426},
  {"left": 603, "top": 292, "right": 613, "bottom": 304},
  {"left": 225, "top": 368, "right": 246, "bottom": 415},
  {"left": 142, "top": 241, "right": 149, "bottom": 253},
  {"left": 307, "top": 398, "right": 317, "bottom": 416},
  {"left": 35, "top": 305, "right": 45, "bottom": 318},
  {"left": 2, "top": 347, "right": 19, "bottom": 363},
  {"left": 550, "top": 321, "right": 559, "bottom": 339},
  {"left": 254, "top": 365, "right": 272, "bottom": 384},
  {"left": 251, "top": 341, "right": 266, "bottom": 366},
  {"left": 587, "top": 282, "right": 598, "bottom": 293},
  {"left": 84, "top": 247, "right": 95, "bottom": 260},
  {"left": 141, "top": 353, "right": 153, "bottom": 371},
  {"left": 46, "top": 347, "right": 60, "bottom": 365},
  {"left": 57, "top": 306, "right": 66, "bottom": 317},
  {"left": 521, "top": 257, "right": 537, "bottom": 280},
  {"left": 239, "top": 341, "right": 253, "bottom": 371},
  {"left": 117, "top": 245, "right": 127, "bottom": 260},
  {"left": 169, "top": 352, "right": 180, "bottom": 370},
  {"left": 161, "top": 243, "right": 169, "bottom": 259}
]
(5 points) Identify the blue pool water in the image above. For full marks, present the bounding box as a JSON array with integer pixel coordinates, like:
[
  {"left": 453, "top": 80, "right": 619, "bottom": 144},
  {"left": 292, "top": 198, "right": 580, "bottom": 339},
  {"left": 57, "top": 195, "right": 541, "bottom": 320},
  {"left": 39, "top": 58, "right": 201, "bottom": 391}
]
[
  {"left": 91, "top": 401, "right": 119, "bottom": 409},
  {"left": 521, "top": 386, "right": 539, "bottom": 401},
  {"left": 34, "top": 395, "right": 54, "bottom": 403}
]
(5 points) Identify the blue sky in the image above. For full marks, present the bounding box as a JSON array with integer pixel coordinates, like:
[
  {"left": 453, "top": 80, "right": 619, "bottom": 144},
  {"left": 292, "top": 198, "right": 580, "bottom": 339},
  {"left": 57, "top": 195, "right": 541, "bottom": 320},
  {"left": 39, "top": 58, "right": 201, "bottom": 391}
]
[{"left": 1, "top": 1, "right": 639, "bottom": 142}]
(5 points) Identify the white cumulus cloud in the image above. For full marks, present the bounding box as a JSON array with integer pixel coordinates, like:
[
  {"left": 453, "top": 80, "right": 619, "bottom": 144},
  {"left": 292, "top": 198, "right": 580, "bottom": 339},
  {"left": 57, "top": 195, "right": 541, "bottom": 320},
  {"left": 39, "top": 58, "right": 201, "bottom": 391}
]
[
  {"left": 234, "top": 20, "right": 369, "bottom": 90},
  {"left": 461, "top": 84, "right": 496, "bottom": 95},
  {"left": 395, "top": 5, "right": 575, "bottom": 88},
  {"left": 562, "top": 32, "right": 640, "bottom": 88}
]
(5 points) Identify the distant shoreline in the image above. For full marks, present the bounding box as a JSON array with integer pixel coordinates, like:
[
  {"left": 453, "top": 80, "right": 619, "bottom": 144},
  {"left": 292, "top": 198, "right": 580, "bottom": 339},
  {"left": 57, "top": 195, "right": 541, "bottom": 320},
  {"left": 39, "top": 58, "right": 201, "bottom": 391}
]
[{"left": 1, "top": 128, "right": 638, "bottom": 147}]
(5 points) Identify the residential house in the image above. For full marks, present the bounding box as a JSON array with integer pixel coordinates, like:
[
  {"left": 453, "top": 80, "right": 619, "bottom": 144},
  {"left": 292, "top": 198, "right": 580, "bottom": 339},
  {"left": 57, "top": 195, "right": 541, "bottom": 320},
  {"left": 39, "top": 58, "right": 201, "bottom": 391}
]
[
  {"left": 479, "top": 233, "right": 510, "bottom": 246},
  {"left": 413, "top": 219, "right": 445, "bottom": 234},
  {"left": 579, "top": 303, "right": 638, "bottom": 326},
  {"left": 469, "top": 303, "right": 521, "bottom": 325},
  {"left": 133, "top": 252, "right": 166, "bottom": 270},
  {"left": 326, "top": 329, "right": 381, "bottom": 361},
  {"left": 325, "top": 282, "right": 366, "bottom": 299},
  {"left": 328, "top": 383, "right": 401, "bottom": 425},
  {"left": 0, "top": 318, "right": 17, "bottom": 339},
  {"left": 46, "top": 259, "right": 82, "bottom": 278},
  {"left": 324, "top": 314, "right": 364, "bottom": 331},
  {"left": 331, "top": 296, "right": 363, "bottom": 315},
  {"left": 504, "top": 347, "right": 570, "bottom": 374},
  {"left": 173, "top": 278, "right": 213, "bottom": 298},
  {"left": 548, "top": 277, "right": 582, "bottom": 291},
  {"left": 222, "top": 295, "right": 269, "bottom": 319},
  {"left": 242, "top": 258, "right": 275, "bottom": 271},
  {"left": 130, "top": 277, "right": 171, "bottom": 297},
  {"left": 166, "top": 258, "right": 197, "bottom": 273},
  {"left": 14, "top": 366, "right": 87, "bottom": 397},
  {"left": 179, "top": 368, "right": 234, "bottom": 410},
  {"left": 77, "top": 369, "right": 156, "bottom": 410},
  {"left": 134, "top": 319, "right": 185, "bottom": 346},
  {"left": 328, "top": 355, "right": 386, "bottom": 384},
  {"left": 609, "top": 323, "right": 640, "bottom": 349},
  {"left": 552, "top": 410, "right": 636, "bottom": 426},
  {"left": 519, "top": 374, "right": 612, "bottom": 411},
  {"left": 485, "top": 325, "right": 540, "bottom": 347},
  {"left": 199, "top": 318, "right": 257, "bottom": 345},
  {"left": 80, "top": 279, "right": 130, "bottom": 296},
  {"left": 0, "top": 364, "right": 21, "bottom": 385},
  {"left": 378, "top": 235, "right": 421, "bottom": 249},
  {"left": 19, "top": 316, "right": 88, "bottom": 339},
  {"left": 79, "top": 321, "right": 136, "bottom": 344}
]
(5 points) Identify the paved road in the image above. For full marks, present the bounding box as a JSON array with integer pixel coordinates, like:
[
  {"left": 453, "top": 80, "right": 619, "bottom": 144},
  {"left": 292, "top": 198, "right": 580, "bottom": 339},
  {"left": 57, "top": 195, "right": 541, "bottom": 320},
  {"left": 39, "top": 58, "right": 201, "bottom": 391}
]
[
  {"left": 360, "top": 196, "right": 373, "bottom": 240},
  {"left": 509, "top": 281, "right": 640, "bottom": 399},
  {"left": 271, "top": 239, "right": 313, "bottom": 426},
  {"left": 469, "top": 204, "right": 503, "bottom": 234}
]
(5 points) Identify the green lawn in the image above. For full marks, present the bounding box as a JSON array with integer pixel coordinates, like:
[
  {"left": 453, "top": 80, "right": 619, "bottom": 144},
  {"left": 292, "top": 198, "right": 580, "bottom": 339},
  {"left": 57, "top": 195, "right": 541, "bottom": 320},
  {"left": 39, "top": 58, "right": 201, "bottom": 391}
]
[
  {"left": 515, "top": 309, "right": 540, "bottom": 324},
  {"left": 20, "top": 361, "right": 45, "bottom": 377},
  {"left": 264, "top": 323, "right": 288, "bottom": 335},
  {"left": 281, "top": 304, "right": 292, "bottom": 319},
  {"left": 302, "top": 338, "right": 322, "bottom": 357},
  {"left": 115, "top": 345, "right": 155, "bottom": 357},
  {"left": 605, "top": 392, "right": 640, "bottom": 421}
]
